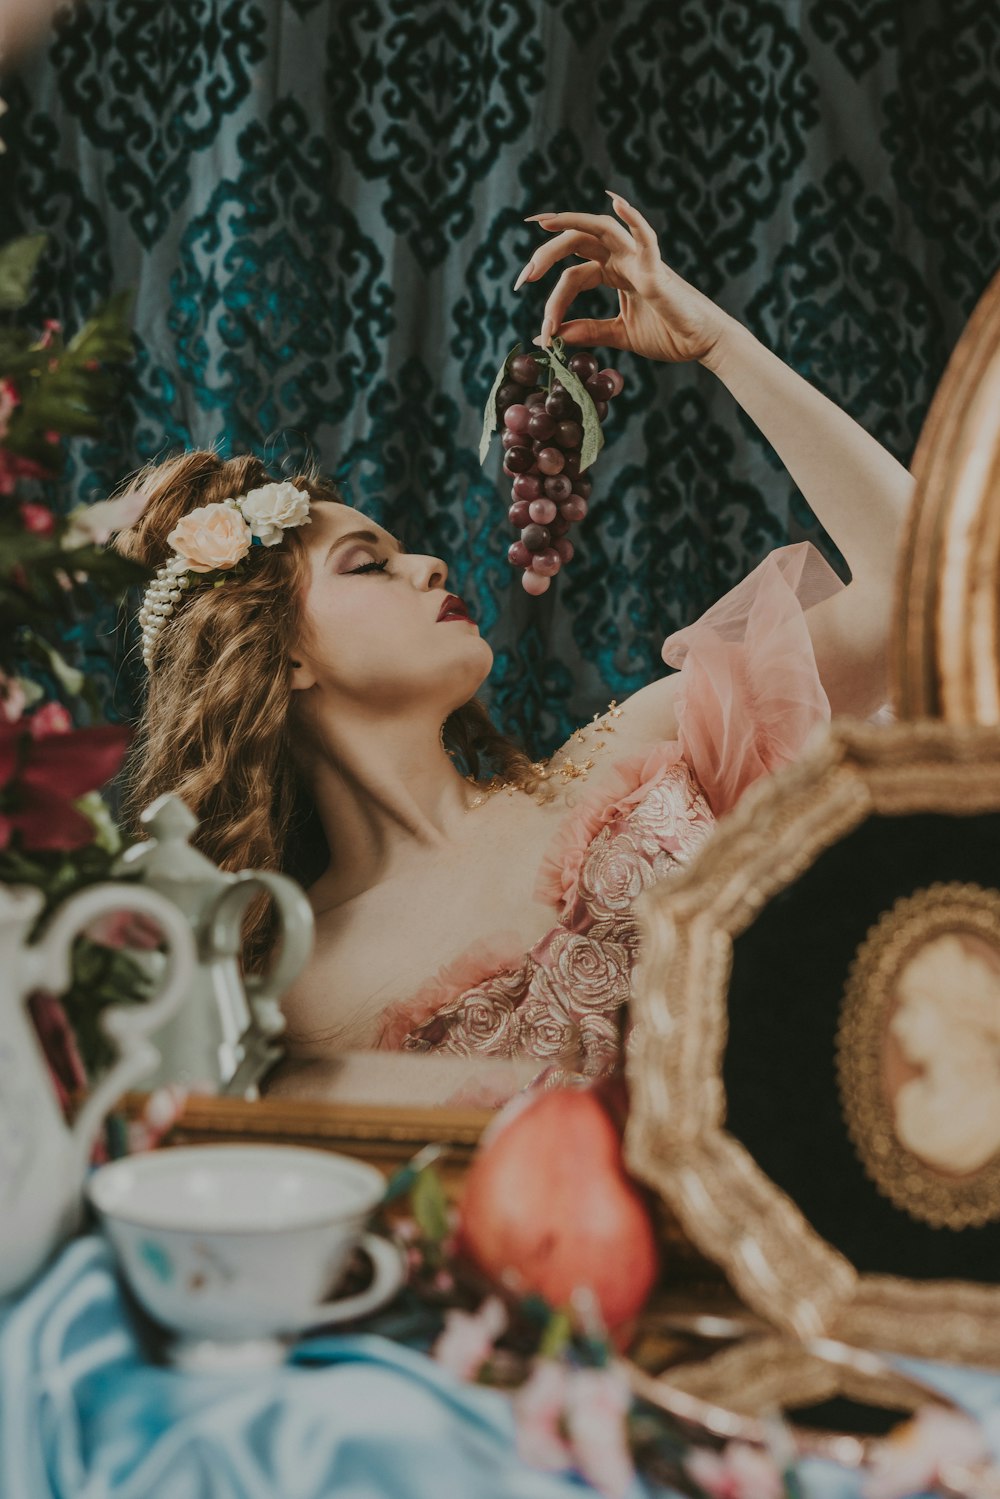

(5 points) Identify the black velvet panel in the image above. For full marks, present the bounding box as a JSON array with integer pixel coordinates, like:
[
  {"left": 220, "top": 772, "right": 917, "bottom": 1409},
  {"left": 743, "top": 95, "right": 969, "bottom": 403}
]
[{"left": 723, "top": 811, "right": 1000, "bottom": 1282}]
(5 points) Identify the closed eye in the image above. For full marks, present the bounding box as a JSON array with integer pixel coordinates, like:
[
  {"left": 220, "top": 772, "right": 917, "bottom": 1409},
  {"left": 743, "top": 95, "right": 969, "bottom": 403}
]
[{"left": 347, "top": 558, "right": 389, "bottom": 575}]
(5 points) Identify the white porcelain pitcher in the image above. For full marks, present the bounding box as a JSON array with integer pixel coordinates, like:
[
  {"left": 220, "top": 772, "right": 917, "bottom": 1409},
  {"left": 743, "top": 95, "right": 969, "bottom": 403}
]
[
  {"left": 0, "top": 880, "right": 196, "bottom": 1299},
  {"left": 118, "top": 795, "right": 315, "bottom": 1097}
]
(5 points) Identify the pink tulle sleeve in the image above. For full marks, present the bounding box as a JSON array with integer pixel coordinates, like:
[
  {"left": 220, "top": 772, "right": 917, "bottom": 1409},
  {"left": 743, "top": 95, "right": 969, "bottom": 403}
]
[{"left": 661, "top": 542, "right": 844, "bottom": 818}]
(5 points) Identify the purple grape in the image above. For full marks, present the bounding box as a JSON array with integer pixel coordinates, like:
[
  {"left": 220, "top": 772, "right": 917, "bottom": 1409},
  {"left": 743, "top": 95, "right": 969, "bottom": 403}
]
[
  {"left": 522, "top": 569, "right": 550, "bottom": 596},
  {"left": 527, "top": 410, "right": 556, "bottom": 442},
  {"left": 560, "top": 495, "right": 588, "bottom": 523},
  {"left": 504, "top": 446, "right": 535, "bottom": 474},
  {"left": 501, "top": 429, "right": 521, "bottom": 451},
  {"left": 543, "top": 474, "right": 572, "bottom": 502},
  {"left": 536, "top": 447, "right": 565, "bottom": 475},
  {"left": 509, "top": 353, "right": 541, "bottom": 386},
  {"left": 521, "top": 523, "right": 551, "bottom": 552},
  {"left": 528, "top": 497, "right": 557, "bottom": 525},
  {"left": 508, "top": 539, "right": 532, "bottom": 568},
  {"left": 563, "top": 453, "right": 581, "bottom": 480},
  {"left": 496, "top": 381, "right": 525, "bottom": 411},
  {"left": 524, "top": 390, "right": 548, "bottom": 409},
  {"left": 585, "top": 372, "right": 616, "bottom": 402},
  {"left": 554, "top": 537, "right": 575, "bottom": 564},
  {"left": 568, "top": 352, "right": 599, "bottom": 382},
  {"left": 512, "top": 472, "right": 542, "bottom": 502},
  {"left": 545, "top": 388, "right": 573, "bottom": 420},
  {"left": 549, "top": 515, "right": 570, "bottom": 539},
  {"left": 508, "top": 499, "right": 532, "bottom": 528},
  {"left": 601, "top": 367, "right": 625, "bottom": 397},
  {"left": 532, "top": 548, "right": 561, "bottom": 577},
  {"left": 504, "top": 404, "right": 532, "bottom": 434},
  {"left": 594, "top": 399, "right": 609, "bottom": 422},
  {"left": 574, "top": 475, "right": 592, "bottom": 500},
  {"left": 555, "top": 420, "right": 583, "bottom": 449}
]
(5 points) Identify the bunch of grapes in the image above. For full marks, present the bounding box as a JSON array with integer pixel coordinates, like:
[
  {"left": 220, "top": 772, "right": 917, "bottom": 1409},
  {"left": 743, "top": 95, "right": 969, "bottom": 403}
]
[{"left": 492, "top": 347, "right": 624, "bottom": 595}]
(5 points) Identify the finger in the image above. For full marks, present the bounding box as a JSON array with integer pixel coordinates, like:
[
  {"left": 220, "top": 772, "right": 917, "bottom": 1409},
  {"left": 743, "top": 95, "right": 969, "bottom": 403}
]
[
  {"left": 526, "top": 210, "right": 634, "bottom": 255},
  {"left": 518, "top": 229, "right": 610, "bottom": 290},
  {"left": 604, "top": 191, "right": 660, "bottom": 254},
  {"left": 534, "top": 317, "right": 627, "bottom": 352},
  {"left": 541, "top": 260, "right": 604, "bottom": 333}
]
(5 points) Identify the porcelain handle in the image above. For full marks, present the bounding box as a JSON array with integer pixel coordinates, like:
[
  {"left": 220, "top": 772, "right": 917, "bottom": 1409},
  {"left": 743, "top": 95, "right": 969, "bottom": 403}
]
[
  {"left": 296, "top": 1234, "right": 406, "bottom": 1331},
  {"left": 27, "top": 883, "right": 196, "bottom": 1165},
  {"left": 205, "top": 871, "right": 315, "bottom": 1034}
]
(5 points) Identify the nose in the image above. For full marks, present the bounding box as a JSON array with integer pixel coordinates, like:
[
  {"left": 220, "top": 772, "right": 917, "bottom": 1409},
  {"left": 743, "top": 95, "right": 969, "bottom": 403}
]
[{"left": 409, "top": 551, "right": 448, "bottom": 591}]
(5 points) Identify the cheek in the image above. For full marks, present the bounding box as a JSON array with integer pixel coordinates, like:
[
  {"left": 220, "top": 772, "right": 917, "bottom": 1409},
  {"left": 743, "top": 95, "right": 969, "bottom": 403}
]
[{"left": 302, "top": 587, "right": 424, "bottom": 688}]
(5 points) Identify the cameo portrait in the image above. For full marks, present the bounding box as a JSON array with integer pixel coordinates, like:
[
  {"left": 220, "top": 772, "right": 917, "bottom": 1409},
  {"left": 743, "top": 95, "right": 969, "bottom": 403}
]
[{"left": 837, "top": 882, "right": 1000, "bottom": 1230}]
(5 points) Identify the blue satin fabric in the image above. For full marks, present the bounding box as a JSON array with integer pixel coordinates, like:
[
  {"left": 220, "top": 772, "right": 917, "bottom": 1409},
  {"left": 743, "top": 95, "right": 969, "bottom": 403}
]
[
  {"left": 4, "top": 1235, "right": 1000, "bottom": 1499},
  {"left": 0, "top": 1236, "right": 641, "bottom": 1499}
]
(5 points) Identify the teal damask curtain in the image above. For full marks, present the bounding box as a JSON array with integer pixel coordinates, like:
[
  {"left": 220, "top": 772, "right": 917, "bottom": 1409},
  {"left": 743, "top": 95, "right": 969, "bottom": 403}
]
[{"left": 1, "top": 0, "right": 996, "bottom": 752}]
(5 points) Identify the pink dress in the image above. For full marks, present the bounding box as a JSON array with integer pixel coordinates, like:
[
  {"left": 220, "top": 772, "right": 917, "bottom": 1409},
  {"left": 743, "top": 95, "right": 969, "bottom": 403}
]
[{"left": 375, "top": 544, "right": 842, "bottom": 1084}]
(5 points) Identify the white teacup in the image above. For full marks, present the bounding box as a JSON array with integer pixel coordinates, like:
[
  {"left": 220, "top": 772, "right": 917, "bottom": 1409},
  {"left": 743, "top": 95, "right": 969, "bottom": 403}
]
[{"left": 87, "top": 1144, "right": 404, "bottom": 1347}]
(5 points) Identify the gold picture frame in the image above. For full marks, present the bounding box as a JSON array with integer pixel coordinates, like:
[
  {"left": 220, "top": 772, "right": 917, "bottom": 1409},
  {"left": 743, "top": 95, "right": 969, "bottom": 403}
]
[
  {"left": 893, "top": 264, "right": 1000, "bottom": 724},
  {"left": 625, "top": 717, "right": 1000, "bottom": 1363}
]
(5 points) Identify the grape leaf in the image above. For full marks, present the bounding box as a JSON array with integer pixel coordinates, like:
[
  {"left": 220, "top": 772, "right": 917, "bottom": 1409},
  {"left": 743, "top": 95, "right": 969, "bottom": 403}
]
[
  {"left": 547, "top": 348, "right": 604, "bottom": 472},
  {"left": 411, "top": 1164, "right": 450, "bottom": 1245},
  {"left": 479, "top": 342, "right": 522, "bottom": 465},
  {"left": 0, "top": 235, "right": 47, "bottom": 312}
]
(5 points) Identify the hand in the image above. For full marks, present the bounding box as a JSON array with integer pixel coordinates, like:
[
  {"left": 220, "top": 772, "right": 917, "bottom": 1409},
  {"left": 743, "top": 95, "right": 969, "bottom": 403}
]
[{"left": 515, "top": 192, "right": 734, "bottom": 368}]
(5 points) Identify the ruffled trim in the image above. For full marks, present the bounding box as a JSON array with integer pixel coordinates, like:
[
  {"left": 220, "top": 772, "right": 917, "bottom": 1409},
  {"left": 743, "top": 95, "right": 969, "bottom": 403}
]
[
  {"left": 532, "top": 740, "right": 690, "bottom": 917},
  {"left": 374, "top": 930, "right": 528, "bottom": 1050}
]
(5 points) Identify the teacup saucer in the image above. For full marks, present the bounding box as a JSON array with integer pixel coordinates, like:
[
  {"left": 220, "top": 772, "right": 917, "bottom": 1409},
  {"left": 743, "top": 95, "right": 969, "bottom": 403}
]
[{"left": 164, "top": 1234, "right": 406, "bottom": 1372}]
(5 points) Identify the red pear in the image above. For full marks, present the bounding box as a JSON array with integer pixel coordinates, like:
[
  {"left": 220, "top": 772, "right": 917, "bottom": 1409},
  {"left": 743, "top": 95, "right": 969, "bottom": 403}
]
[{"left": 456, "top": 1082, "right": 659, "bottom": 1330}]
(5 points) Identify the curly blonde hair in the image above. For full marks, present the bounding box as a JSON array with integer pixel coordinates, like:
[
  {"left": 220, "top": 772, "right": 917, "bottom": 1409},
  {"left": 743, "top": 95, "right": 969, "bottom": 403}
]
[{"left": 113, "top": 450, "right": 542, "bottom": 966}]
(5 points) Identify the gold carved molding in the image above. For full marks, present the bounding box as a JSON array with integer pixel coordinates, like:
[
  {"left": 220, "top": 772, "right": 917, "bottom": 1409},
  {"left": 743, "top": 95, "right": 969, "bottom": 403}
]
[
  {"left": 624, "top": 717, "right": 1000, "bottom": 1363},
  {"left": 893, "top": 264, "right": 1000, "bottom": 722}
]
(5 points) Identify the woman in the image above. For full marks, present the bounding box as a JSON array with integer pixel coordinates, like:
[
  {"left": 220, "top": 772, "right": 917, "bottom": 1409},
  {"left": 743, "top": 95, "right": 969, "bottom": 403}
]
[{"left": 114, "top": 198, "right": 911, "bottom": 1098}]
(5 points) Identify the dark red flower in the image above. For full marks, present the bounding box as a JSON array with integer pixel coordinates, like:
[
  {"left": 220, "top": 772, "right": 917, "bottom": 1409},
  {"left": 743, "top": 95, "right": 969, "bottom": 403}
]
[
  {"left": 0, "top": 718, "right": 130, "bottom": 851},
  {"left": 19, "top": 501, "right": 56, "bottom": 536}
]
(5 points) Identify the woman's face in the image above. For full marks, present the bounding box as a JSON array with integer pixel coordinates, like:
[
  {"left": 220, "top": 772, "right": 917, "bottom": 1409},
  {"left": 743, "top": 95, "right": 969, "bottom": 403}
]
[{"left": 291, "top": 502, "right": 493, "bottom": 717}]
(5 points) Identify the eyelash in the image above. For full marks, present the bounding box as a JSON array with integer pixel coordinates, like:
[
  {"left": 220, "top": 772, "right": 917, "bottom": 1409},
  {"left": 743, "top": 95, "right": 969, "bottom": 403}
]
[{"left": 347, "top": 558, "right": 388, "bottom": 575}]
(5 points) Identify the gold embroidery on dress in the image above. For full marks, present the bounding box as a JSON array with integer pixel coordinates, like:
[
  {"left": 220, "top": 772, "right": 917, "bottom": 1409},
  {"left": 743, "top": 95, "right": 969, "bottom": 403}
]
[{"left": 465, "top": 701, "right": 624, "bottom": 808}]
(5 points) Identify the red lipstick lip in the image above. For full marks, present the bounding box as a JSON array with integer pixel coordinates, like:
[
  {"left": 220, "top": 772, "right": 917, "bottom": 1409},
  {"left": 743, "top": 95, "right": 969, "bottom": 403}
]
[{"left": 437, "top": 593, "right": 472, "bottom": 623}]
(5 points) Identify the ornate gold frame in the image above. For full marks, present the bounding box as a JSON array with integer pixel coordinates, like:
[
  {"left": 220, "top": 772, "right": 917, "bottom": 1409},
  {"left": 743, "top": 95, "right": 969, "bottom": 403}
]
[
  {"left": 836, "top": 881, "right": 1000, "bottom": 1231},
  {"left": 893, "top": 265, "right": 1000, "bottom": 723},
  {"left": 625, "top": 717, "right": 1000, "bottom": 1362}
]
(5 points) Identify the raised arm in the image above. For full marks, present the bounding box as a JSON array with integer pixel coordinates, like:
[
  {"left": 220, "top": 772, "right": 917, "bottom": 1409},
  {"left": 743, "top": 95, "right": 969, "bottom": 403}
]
[{"left": 517, "top": 195, "right": 914, "bottom": 721}]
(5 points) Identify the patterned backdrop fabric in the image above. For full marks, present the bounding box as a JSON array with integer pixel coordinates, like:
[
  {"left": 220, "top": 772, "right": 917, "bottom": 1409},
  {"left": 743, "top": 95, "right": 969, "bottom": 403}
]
[{"left": 1, "top": 0, "right": 997, "bottom": 754}]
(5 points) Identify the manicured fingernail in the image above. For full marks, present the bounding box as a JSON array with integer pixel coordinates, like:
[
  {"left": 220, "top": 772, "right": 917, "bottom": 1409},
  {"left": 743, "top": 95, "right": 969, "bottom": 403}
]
[
  {"left": 513, "top": 262, "right": 533, "bottom": 292},
  {"left": 524, "top": 213, "right": 555, "bottom": 222}
]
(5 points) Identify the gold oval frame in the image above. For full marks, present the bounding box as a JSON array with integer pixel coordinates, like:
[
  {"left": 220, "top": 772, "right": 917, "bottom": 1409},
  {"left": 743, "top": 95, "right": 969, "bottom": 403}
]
[
  {"left": 625, "top": 718, "right": 1000, "bottom": 1362},
  {"left": 892, "top": 266, "right": 1000, "bottom": 722},
  {"left": 836, "top": 881, "right": 1000, "bottom": 1231}
]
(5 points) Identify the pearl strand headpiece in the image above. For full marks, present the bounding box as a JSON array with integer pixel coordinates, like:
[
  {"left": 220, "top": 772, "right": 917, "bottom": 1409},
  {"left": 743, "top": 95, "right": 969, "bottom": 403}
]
[{"left": 138, "top": 480, "right": 311, "bottom": 670}]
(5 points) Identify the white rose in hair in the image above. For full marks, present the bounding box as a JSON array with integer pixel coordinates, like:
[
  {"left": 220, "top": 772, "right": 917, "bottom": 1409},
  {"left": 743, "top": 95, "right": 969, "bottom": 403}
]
[
  {"left": 239, "top": 482, "right": 312, "bottom": 546},
  {"left": 167, "top": 502, "right": 252, "bottom": 572}
]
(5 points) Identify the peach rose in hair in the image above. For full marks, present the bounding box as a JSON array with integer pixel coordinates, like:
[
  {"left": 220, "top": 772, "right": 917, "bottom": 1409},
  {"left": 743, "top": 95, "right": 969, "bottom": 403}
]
[{"left": 167, "top": 502, "right": 252, "bottom": 573}]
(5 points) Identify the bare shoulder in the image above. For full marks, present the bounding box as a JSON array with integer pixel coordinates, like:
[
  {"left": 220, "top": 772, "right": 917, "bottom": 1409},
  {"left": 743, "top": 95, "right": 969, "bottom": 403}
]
[{"left": 546, "top": 673, "right": 683, "bottom": 784}]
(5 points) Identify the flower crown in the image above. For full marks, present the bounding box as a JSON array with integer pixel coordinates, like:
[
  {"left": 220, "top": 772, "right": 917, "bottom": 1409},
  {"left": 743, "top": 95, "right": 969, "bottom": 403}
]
[{"left": 138, "top": 480, "right": 311, "bottom": 669}]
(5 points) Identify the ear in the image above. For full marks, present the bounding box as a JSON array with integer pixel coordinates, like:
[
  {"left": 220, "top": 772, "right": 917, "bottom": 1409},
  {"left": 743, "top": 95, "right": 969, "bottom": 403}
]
[{"left": 290, "top": 657, "right": 317, "bottom": 692}]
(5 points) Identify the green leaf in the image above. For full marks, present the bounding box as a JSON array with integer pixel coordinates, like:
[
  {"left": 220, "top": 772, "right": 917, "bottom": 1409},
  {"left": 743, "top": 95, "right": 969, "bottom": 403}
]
[
  {"left": 22, "top": 630, "right": 85, "bottom": 696},
  {"left": 0, "top": 235, "right": 47, "bottom": 312},
  {"left": 410, "top": 1165, "right": 450, "bottom": 1245},
  {"left": 479, "top": 342, "right": 522, "bottom": 465},
  {"left": 547, "top": 343, "right": 604, "bottom": 472},
  {"left": 538, "top": 1308, "right": 572, "bottom": 1360}
]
